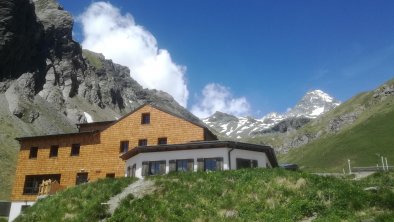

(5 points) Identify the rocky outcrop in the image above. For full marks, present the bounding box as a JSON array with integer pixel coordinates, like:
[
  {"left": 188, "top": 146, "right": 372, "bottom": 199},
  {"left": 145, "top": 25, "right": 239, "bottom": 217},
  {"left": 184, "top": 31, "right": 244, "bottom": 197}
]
[
  {"left": 326, "top": 108, "right": 364, "bottom": 133},
  {"left": 0, "top": 0, "right": 45, "bottom": 81},
  {"left": 0, "top": 0, "right": 200, "bottom": 129},
  {"left": 259, "top": 117, "right": 311, "bottom": 134},
  {"left": 373, "top": 84, "right": 394, "bottom": 99}
]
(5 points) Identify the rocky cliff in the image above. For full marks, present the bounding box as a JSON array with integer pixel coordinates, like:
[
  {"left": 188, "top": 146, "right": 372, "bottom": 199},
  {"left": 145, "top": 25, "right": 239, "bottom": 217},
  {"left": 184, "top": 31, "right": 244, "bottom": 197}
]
[{"left": 0, "top": 0, "right": 199, "bottom": 199}]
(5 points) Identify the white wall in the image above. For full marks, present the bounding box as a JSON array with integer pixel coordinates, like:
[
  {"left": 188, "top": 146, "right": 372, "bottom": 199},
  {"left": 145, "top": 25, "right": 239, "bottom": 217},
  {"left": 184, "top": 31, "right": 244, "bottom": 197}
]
[
  {"left": 125, "top": 147, "right": 270, "bottom": 178},
  {"left": 8, "top": 201, "right": 35, "bottom": 222},
  {"left": 126, "top": 148, "right": 230, "bottom": 178}
]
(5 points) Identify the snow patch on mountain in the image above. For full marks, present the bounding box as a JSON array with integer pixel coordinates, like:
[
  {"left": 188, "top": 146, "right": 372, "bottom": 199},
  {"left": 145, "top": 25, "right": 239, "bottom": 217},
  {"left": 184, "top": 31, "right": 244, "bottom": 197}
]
[
  {"left": 202, "top": 89, "right": 341, "bottom": 138},
  {"left": 310, "top": 107, "right": 325, "bottom": 116},
  {"left": 84, "top": 112, "right": 93, "bottom": 123}
]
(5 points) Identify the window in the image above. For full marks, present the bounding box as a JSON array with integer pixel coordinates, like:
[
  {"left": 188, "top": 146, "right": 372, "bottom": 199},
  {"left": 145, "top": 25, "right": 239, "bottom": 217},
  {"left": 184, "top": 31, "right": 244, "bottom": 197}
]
[
  {"left": 141, "top": 113, "right": 150, "bottom": 124},
  {"left": 142, "top": 161, "right": 166, "bottom": 176},
  {"left": 127, "top": 166, "right": 131, "bottom": 177},
  {"left": 29, "top": 147, "right": 38, "bottom": 159},
  {"left": 120, "top": 141, "right": 129, "bottom": 153},
  {"left": 23, "top": 174, "right": 61, "bottom": 195},
  {"left": 132, "top": 164, "right": 136, "bottom": 177},
  {"left": 158, "top": 137, "right": 167, "bottom": 145},
  {"left": 236, "top": 158, "right": 258, "bottom": 169},
  {"left": 177, "top": 159, "right": 188, "bottom": 172},
  {"left": 126, "top": 164, "right": 136, "bottom": 177},
  {"left": 75, "top": 172, "right": 88, "bottom": 185},
  {"left": 71, "top": 144, "right": 80, "bottom": 156},
  {"left": 197, "top": 157, "right": 223, "bottom": 172},
  {"left": 49, "top": 145, "right": 59, "bottom": 158},
  {"left": 138, "top": 139, "right": 147, "bottom": 146},
  {"left": 106, "top": 173, "right": 115, "bottom": 178},
  {"left": 169, "top": 159, "right": 194, "bottom": 172},
  {"left": 149, "top": 162, "right": 160, "bottom": 175},
  {"left": 204, "top": 158, "right": 217, "bottom": 171}
]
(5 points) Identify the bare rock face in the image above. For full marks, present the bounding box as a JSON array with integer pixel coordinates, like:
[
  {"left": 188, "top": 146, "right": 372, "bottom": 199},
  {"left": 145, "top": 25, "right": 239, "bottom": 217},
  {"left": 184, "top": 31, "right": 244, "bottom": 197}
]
[
  {"left": 5, "top": 73, "right": 37, "bottom": 122},
  {"left": 0, "top": 0, "right": 45, "bottom": 82},
  {"left": 0, "top": 0, "right": 201, "bottom": 128},
  {"left": 373, "top": 84, "right": 394, "bottom": 99}
]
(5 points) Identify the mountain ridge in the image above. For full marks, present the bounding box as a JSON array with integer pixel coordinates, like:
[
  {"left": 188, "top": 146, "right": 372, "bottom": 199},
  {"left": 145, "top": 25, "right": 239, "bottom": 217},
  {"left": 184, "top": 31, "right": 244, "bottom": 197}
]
[{"left": 203, "top": 89, "right": 340, "bottom": 139}]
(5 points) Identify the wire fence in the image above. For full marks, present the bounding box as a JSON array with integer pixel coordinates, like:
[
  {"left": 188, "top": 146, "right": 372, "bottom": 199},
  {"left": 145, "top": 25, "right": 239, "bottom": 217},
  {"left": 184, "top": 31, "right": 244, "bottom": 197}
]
[{"left": 352, "top": 166, "right": 394, "bottom": 172}]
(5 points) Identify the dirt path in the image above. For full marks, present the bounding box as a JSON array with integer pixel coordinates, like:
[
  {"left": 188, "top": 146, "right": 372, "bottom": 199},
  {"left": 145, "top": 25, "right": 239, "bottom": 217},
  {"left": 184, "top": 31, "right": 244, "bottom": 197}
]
[{"left": 106, "top": 179, "right": 155, "bottom": 215}]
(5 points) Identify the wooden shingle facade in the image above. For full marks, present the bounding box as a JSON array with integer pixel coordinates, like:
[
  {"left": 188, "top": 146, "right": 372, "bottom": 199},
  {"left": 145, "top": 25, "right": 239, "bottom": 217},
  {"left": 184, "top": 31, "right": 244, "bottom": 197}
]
[{"left": 11, "top": 104, "right": 217, "bottom": 201}]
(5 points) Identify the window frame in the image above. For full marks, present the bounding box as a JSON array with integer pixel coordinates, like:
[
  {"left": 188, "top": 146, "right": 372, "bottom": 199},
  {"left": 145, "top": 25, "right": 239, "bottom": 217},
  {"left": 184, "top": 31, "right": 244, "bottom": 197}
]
[
  {"left": 176, "top": 159, "right": 189, "bottom": 172},
  {"left": 142, "top": 160, "right": 166, "bottom": 176},
  {"left": 23, "top": 174, "right": 61, "bottom": 195},
  {"left": 157, "top": 137, "right": 167, "bottom": 145},
  {"left": 49, "top": 145, "right": 59, "bottom": 158},
  {"left": 197, "top": 157, "right": 223, "bottom": 172},
  {"left": 236, "top": 158, "right": 258, "bottom": 169},
  {"left": 119, "top": 141, "right": 129, "bottom": 153},
  {"left": 138, "top": 139, "right": 148, "bottom": 146},
  {"left": 75, "top": 172, "right": 88, "bottom": 185},
  {"left": 204, "top": 158, "right": 217, "bottom": 171},
  {"left": 141, "top": 113, "right": 150, "bottom": 124},
  {"left": 29, "top": 147, "right": 38, "bottom": 159},
  {"left": 70, "top": 144, "right": 80, "bottom": 156},
  {"left": 106, "top": 173, "right": 115, "bottom": 178}
]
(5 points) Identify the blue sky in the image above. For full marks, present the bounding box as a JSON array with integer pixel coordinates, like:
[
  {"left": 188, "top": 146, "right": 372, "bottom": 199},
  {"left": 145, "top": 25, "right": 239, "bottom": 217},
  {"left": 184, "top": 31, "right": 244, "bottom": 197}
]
[{"left": 59, "top": 0, "right": 394, "bottom": 118}]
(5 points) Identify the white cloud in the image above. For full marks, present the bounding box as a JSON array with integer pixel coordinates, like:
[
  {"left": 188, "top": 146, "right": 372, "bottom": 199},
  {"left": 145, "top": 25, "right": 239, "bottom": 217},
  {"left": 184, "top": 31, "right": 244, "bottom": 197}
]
[
  {"left": 79, "top": 2, "right": 188, "bottom": 107},
  {"left": 191, "top": 83, "right": 250, "bottom": 118}
]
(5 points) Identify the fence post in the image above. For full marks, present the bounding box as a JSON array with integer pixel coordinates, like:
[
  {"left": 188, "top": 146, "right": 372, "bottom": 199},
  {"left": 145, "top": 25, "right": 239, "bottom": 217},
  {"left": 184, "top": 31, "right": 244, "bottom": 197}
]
[{"left": 385, "top": 158, "right": 388, "bottom": 171}]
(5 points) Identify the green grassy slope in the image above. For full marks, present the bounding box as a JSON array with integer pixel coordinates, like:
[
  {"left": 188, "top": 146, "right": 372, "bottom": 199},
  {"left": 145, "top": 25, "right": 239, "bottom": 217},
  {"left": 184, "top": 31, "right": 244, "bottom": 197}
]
[
  {"left": 16, "top": 170, "right": 394, "bottom": 222},
  {"left": 248, "top": 79, "right": 394, "bottom": 155},
  {"left": 280, "top": 80, "right": 394, "bottom": 172},
  {"left": 15, "top": 177, "right": 135, "bottom": 222}
]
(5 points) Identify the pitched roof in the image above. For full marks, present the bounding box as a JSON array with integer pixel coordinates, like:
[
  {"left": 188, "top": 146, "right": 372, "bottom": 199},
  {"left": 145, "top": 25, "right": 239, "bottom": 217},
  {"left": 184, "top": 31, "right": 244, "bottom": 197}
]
[
  {"left": 77, "top": 103, "right": 217, "bottom": 139},
  {"left": 120, "top": 140, "right": 278, "bottom": 167},
  {"left": 15, "top": 131, "right": 99, "bottom": 141},
  {"left": 15, "top": 103, "right": 217, "bottom": 141},
  {"left": 114, "top": 103, "right": 207, "bottom": 128}
]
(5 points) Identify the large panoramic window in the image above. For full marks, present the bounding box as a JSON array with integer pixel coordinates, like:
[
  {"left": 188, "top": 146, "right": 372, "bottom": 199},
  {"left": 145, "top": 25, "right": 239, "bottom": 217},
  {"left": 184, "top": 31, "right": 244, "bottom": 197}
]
[
  {"left": 197, "top": 157, "right": 223, "bottom": 172},
  {"left": 23, "top": 174, "right": 61, "bottom": 195},
  {"left": 236, "top": 158, "right": 258, "bottom": 170},
  {"left": 29, "top": 147, "right": 38, "bottom": 159},
  {"left": 204, "top": 158, "right": 217, "bottom": 171},
  {"left": 177, "top": 159, "right": 190, "bottom": 172},
  {"left": 142, "top": 161, "right": 165, "bottom": 176},
  {"left": 169, "top": 159, "right": 194, "bottom": 172}
]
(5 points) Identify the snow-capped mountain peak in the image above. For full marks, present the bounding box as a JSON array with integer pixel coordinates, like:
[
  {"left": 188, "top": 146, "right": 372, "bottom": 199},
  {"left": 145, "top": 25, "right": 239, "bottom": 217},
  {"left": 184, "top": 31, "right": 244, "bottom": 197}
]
[
  {"left": 202, "top": 89, "right": 341, "bottom": 138},
  {"left": 286, "top": 89, "right": 341, "bottom": 118},
  {"left": 309, "top": 89, "right": 334, "bottom": 103}
]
